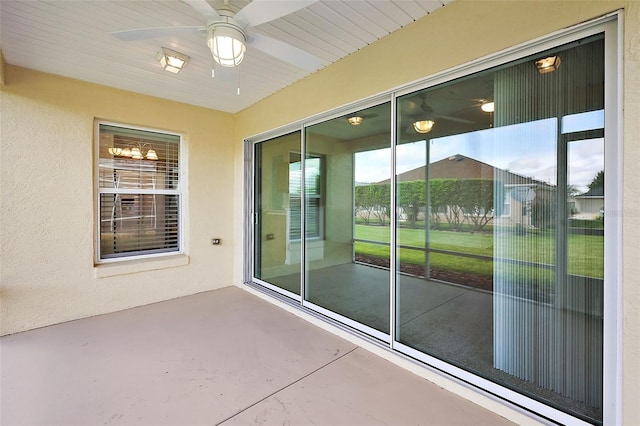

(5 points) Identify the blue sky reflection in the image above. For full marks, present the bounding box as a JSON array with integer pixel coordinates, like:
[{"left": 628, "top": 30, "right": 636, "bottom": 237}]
[{"left": 356, "top": 114, "right": 604, "bottom": 192}]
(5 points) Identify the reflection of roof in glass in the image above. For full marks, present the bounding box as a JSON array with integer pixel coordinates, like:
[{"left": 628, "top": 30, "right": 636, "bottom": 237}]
[
  {"left": 378, "top": 154, "right": 553, "bottom": 188},
  {"left": 578, "top": 186, "right": 604, "bottom": 197}
]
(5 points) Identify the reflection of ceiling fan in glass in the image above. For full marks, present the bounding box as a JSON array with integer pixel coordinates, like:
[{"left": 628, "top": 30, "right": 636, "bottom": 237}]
[
  {"left": 112, "top": 0, "right": 322, "bottom": 74},
  {"left": 400, "top": 97, "right": 461, "bottom": 135},
  {"left": 401, "top": 96, "right": 476, "bottom": 134}
]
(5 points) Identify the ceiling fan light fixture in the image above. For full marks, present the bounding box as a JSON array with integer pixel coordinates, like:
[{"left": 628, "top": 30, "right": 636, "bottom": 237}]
[
  {"left": 208, "top": 24, "right": 246, "bottom": 67},
  {"left": 413, "top": 119, "right": 435, "bottom": 134},
  {"left": 481, "top": 101, "right": 495, "bottom": 113},
  {"left": 348, "top": 116, "right": 364, "bottom": 126},
  {"left": 157, "top": 47, "right": 189, "bottom": 73}
]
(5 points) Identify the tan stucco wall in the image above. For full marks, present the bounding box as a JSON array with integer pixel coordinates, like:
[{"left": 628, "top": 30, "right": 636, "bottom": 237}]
[
  {"left": 234, "top": 1, "right": 639, "bottom": 424},
  {"left": 0, "top": 66, "right": 235, "bottom": 335},
  {"left": 0, "top": 50, "right": 6, "bottom": 87},
  {"left": 1, "top": 0, "right": 638, "bottom": 423}
]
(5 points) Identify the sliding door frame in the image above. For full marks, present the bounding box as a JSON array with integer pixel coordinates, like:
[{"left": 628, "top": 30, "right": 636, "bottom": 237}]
[{"left": 243, "top": 12, "right": 622, "bottom": 426}]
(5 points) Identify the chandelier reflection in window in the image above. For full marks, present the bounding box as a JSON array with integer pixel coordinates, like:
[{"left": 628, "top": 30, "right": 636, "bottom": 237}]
[{"left": 108, "top": 142, "right": 158, "bottom": 161}]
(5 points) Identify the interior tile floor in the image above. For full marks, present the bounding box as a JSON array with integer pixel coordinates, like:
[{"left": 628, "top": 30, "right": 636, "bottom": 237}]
[{"left": 1, "top": 286, "right": 513, "bottom": 426}]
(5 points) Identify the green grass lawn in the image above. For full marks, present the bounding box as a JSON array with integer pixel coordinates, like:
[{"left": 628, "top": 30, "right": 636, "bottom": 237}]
[{"left": 354, "top": 224, "right": 604, "bottom": 279}]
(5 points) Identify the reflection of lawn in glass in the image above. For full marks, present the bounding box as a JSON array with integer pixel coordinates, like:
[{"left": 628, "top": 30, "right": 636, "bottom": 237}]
[{"left": 354, "top": 225, "right": 603, "bottom": 279}]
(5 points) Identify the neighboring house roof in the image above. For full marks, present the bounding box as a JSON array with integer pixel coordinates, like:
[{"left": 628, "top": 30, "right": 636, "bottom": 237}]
[
  {"left": 576, "top": 186, "right": 604, "bottom": 197},
  {"left": 377, "top": 154, "right": 552, "bottom": 188}
]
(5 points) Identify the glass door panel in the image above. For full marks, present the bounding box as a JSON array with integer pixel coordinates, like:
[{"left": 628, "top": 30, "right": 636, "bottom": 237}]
[
  {"left": 395, "top": 36, "right": 604, "bottom": 423},
  {"left": 304, "top": 102, "right": 392, "bottom": 335},
  {"left": 254, "top": 131, "right": 302, "bottom": 295}
]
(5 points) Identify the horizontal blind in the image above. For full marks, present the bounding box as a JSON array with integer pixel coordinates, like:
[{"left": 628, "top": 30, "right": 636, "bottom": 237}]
[
  {"left": 99, "top": 194, "right": 180, "bottom": 258},
  {"left": 288, "top": 197, "right": 321, "bottom": 240},
  {"left": 288, "top": 154, "right": 323, "bottom": 240},
  {"left": 98, "top": 124, "right": 181, "bottom": 260}
]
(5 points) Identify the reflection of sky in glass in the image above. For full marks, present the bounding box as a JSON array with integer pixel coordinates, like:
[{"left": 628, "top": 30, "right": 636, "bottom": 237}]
[
  {"left": 568, "top": 138, "right": 604, "bottom": 192},
  {"left": 355, "top": 114, "right": 604, "bottom": 191},
  {"left": 355, "top": 141, "right": 426, "bottom": 184},
  {"left": 431, "top": 118, "right": 558, "bottom": 185},
  {"left": 562, "top": 110, "right": 604, "bottom": 134}
]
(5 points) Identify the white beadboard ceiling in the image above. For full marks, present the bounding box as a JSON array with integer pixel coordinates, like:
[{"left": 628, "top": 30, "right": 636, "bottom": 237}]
[{"left": 0, "top": 0, "right": 450, "bottom": 113}]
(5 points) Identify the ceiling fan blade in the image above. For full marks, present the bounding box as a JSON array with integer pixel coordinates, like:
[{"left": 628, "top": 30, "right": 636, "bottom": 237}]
[
  {"left": 112, "top": 26, "right": 204, "bottom": 41},
  {"left": 434, "top": 114, "right": 475, "bottom": 124},
  {"left": 235, "top": 0, "right": 317, "bottom": 28},
  {"left": 249, "top": 33, "right": 322, "bottom": 72},
  {"left": 400, "top": 99, "right": 422, "bottom": 115},
  {"left": 183, "top": 0, "right": 221, "bottom": 21}
]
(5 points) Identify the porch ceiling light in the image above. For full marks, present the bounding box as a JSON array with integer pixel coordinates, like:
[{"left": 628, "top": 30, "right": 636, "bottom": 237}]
[
  {"left": 535, "top": 55, "right": 561, "bottom": 74},
  {"left": 207, "top": 24, "right": 246, "bottom": 67},
  {"left": 413, "top": 119, "right": 435, "bottom": 134},
  {"left": 481, "top": 101, "right": 495, "bottom": 113},
  {"left": 157, "top": 47, "right": 189, "bottom": 73},
  {"left": 348, "top": 116, "right": 364, "bottom": 126}
]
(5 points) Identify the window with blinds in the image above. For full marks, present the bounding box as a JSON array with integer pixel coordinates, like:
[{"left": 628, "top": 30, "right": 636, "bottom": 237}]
[
  {"left": 96, "top": 123, "right": 181, "bottom": 261},
  {"left": 288, "top": 153, "right": 323, "bottom": 240}
]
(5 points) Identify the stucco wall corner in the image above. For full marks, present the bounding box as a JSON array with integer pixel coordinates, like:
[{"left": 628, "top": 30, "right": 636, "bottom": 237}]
[
  {"left": 621, "top": 5, "right": 640, "bottom": 426},
  {"left": 0, "top": 49, "right": 6, "bottom": 87},
  {"left": 621, "top": 2, "right": 640, "bottom": 425}
]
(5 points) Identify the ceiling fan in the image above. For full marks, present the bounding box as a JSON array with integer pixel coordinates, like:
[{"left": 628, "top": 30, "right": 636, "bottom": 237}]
[
  {"left": 401, "top": 96, "right": 475, "bottom": 124},
  {"left": 112, "top": 0, "right": 323, "bottom": 74},
  {"left": 398, "top": 96, "right": 476, "bottom": 134}
]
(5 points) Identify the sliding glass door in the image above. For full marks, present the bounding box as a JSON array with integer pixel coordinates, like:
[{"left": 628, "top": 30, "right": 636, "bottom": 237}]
[
  {"left": 395, "top": 35, "right": 605, "bottom": 422},
  {"left": 253, "top": 131, "right": 302, "bottom": 296},
  {"left": 248, "top": 21, "right": 614, "bottom": 425},
  {"left": 304, "top": 102, "right": 392, "bottom": 337}
]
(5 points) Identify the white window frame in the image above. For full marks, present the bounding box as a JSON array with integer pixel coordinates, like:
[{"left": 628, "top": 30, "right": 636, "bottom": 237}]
[
  {"left": 94, "top": 121, "right": 184, "bottom": 264},
  {"left": 287, "top": 152, "right": 324, "bottom": 242}
]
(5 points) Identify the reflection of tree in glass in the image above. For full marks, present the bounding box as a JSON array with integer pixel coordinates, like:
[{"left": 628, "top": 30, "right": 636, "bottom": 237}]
[
  {"left": 430, "top": 179, "right": 494, "bottom": 232},
  {"left": 457, "top": 180, "right": 494, "bottom": 232},
  {"left": 567, "top": 185, "right": 580, "bottom": 197},
  {"left": 588, "top": 170, "right": 604, "bottom": 192},
  {"left": 371, "top": 185, "right": 391, "bottom": 225},
  {"left": 531, "top": 194, "right": 556, "bottom": 230},
  {"left": 398, "top": 181, "right": 425, "bottom": 228},
  {"left": 355, "top": 184, "right": 390, "bottom": 225}
]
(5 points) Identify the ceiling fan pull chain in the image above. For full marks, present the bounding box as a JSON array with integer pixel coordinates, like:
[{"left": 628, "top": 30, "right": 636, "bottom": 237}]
[{"left": 237, "top": 66, "right": 240, "bottom": 96}]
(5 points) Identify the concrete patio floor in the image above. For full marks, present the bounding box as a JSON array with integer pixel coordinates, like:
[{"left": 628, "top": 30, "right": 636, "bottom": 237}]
[{"left": 0, "top": 286, "right": 514, "bottom": 425}]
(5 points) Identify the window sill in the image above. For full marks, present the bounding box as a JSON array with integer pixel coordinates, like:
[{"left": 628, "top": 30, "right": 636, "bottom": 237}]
[{"left": 94, "top": 254, "right": 189, "bottom": 278}]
